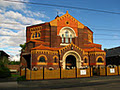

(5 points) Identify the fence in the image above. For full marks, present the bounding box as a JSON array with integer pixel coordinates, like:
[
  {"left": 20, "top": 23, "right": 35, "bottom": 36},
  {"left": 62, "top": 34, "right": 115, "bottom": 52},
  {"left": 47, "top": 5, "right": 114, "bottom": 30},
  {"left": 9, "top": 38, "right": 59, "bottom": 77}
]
[
  {"left": 20, "top": 69, "right": 25, "bottom": 76},
  {"left": 107, "top": 66, "right": 119, "bottom": 76},
  {"left": 21, "top": 67, "right": 92, "bottom": 80},
  {"left": 93, "top": 66, "right": 106, "bottom": 76},
  {"left": 20, "top": 65, "right": 120, "bottom": 80}
]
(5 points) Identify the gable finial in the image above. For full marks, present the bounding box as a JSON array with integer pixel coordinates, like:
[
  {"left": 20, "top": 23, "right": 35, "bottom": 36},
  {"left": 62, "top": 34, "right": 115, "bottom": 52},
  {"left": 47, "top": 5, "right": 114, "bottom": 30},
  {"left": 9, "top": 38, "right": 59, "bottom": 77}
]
[
  {"left": 57, "top": 11, "right": 59, "bottom": 16},
  {"left": 66, "top": 10, "right": 68, "bottom": 14},
  {"left": 55, "top": 11, "right": 59, "bottom": 19}
]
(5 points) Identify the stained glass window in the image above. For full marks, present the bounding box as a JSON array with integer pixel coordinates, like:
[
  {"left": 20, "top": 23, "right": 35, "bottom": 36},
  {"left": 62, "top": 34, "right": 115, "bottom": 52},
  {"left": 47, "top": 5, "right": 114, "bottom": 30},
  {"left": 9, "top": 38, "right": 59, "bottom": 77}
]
[
  {"left": 32, "top": 34, "right": 34, "bottom": 38},
  {"left": 35, "top": 32, "right": 37, "bottom": 38},
  {"left": 38, "top": 33, "right": 40, "bottom": 37}
]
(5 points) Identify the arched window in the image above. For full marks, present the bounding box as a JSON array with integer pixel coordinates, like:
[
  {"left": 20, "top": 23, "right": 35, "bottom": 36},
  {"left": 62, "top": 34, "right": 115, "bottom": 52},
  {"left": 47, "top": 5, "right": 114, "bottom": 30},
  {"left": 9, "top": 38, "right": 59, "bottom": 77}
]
[
  {"left": 84, "top": 58, "right": 87, "bottom": 63},
  {"left": 38, "top": 33, "right": 40, "bottom": 37},
  {"left": 62, "top": 34, "right": 64, "bottom": 43},
  {"left": 97, "top": 57, "right": 103, "bottom": 63},
  {"left": 32, "top": 34, "right": 34, "bottom": 38},
  {"left": 35, "top": 32, "right": 37, "bottom": 38},
  {"left": 39, "top": 56, "right": 45, "bottom": 62},
  {"left": 54, "top": 57, "right": 57, "bottom": 63},
  {"left": 65, "top": 31, "right": 69, "bottom": 43},
  {"left": 70, "top": 34, "right": 72, "bottom": 43}
]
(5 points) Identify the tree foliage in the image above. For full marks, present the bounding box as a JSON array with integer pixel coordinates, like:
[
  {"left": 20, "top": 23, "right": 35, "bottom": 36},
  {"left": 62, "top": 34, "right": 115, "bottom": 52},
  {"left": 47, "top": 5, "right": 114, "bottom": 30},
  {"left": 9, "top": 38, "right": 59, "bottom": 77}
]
[
  {"left": 20, "top": 43, "right": 26, "bottom": 51},
  {"left": 0, "top": 56, "right": 10, "bottom": 65},
  {"left": 0, "top": 63, "right": 11, "bottom": 78},
  {"left": 8, "top": 61, "right": 20, "bottom": 65}
]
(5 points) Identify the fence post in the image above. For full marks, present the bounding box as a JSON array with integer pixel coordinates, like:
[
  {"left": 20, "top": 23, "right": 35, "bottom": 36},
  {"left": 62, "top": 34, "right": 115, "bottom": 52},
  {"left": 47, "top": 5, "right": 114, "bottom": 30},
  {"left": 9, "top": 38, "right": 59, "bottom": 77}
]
[
  {"left": 90, "top": 66, "right": 91, "bottom": 77},
  {"left": 43, "top": 67, "right": 44, "bottom": 80},
  {"left": 75, "top": 67, "right": 77, "bottom": 78},
  {"left": 91, "top": 66, "right": 93, "bottom": 77},
  {"left": 25, "top": 67, "right": 26, "bottom": 79},
  {"left": 30, "top": 69, "right": 31, "bottom": 80},
  {"left": 20, "top": 67, "right": 21, "bottom": 76},
  {"left": 118, "top": 65, "right": 119, "bottom": 75},
  {"left": 105, "top": 66, "right": 107, "bottom": 76},
  {"left": 60, "top": 66, "right": 61, "bottom": 79}
]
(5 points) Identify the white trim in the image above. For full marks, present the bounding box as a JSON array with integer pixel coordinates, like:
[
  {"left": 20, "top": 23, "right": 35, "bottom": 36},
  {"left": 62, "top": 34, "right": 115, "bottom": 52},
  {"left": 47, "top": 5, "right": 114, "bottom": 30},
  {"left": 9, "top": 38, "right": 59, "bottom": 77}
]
[
  {"left": 62, "top": 50, "right": 81, "bottom": 69},
  {"left": 59, "top": 27, "right": 77, "bottom": 37},
  {"left": 60, "top": 43, "right": 69, "bottom": 46}
]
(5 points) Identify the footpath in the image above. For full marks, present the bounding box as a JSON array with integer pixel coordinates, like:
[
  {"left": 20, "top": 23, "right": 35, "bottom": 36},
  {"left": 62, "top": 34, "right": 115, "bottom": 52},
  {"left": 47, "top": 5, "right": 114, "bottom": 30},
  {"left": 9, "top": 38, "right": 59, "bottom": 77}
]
[
  {"left": 1, "top": 76, "right": 120, "bottom": 89},
  {"left": 18, "top": 75, "right": 120, "bottom": 88}
]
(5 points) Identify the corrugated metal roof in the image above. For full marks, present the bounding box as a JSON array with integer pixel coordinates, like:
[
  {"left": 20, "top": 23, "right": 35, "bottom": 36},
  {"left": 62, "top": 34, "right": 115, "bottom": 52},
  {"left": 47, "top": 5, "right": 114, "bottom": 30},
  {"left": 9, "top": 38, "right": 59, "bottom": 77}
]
[{"left": 105, "top": 46, "right": 120, "bottom": 57}]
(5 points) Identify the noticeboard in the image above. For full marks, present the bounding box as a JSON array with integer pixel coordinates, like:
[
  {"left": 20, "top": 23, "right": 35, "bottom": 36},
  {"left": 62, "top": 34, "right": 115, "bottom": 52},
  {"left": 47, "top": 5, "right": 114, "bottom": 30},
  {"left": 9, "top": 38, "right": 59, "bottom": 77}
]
[
  {"left": 80, "top": 70, "right": 86, "bottom": 75},
  {"left": 110, "top": 68, "right": 115, "bottom": 73}
]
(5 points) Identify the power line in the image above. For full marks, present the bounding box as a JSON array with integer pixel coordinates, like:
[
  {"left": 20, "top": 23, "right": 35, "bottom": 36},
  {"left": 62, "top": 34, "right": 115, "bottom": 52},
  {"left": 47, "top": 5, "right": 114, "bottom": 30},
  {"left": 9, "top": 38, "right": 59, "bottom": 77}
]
[
  {"left": 1, "top": 33, "right": 120, "bottom": 37},
  {"left": 0, "top": 35, "right": 119, "bottom": 40},
  {"left": 94, "top": 39, "right": 120, "bottom": 40},
  {"left": 92, "top": 28, "right": 120, "bottom": 31},
  {"left": 0, "top": 22, "right": 120, "bottom": 32},
  {"left": 3, "top": 0, "right": 120, "bottom": 15},
  {"left": 93, "top": 34, "right": 120, "bottom": 37}
]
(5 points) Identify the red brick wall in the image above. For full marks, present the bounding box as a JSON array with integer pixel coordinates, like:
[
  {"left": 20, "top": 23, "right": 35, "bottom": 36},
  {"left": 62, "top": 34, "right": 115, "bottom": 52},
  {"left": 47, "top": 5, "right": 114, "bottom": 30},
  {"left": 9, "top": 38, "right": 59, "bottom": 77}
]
[{"left": 6, "top": 65, "right": 20, "bottom": 71}]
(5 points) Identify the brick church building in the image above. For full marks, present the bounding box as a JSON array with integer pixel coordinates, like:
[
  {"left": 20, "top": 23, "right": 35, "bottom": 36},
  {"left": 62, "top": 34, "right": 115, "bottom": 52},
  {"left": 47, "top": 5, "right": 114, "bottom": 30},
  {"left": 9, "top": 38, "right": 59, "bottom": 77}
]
[{"left": 20, "top": 11, "right": 106, "bottom": 70}]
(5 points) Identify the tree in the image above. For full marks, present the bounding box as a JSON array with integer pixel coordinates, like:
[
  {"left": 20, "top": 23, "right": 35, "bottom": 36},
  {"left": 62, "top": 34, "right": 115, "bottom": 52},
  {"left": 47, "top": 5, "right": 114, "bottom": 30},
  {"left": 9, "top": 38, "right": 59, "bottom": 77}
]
[
  {"left": 8, "top": 61, "right": 20, "bottom": 65},
  {"left": 104, "top": 48, "right": 108, "bottom": 52},
  {"left": 0, "top": 56, "right": 10, "bottom": 66},
  {"left": 0, "top": 60, "right": 11, "bottom": 78},
  {"left": 20, "top": 43, "right": 26, "bottom": 52}
]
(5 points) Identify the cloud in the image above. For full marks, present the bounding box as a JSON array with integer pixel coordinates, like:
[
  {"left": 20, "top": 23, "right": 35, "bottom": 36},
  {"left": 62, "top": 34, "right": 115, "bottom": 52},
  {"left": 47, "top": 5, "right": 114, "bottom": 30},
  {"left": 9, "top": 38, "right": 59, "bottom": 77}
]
[
  {"left": 23, "top": 10, "right": 50, "bottom": 19},
  {"left": 0, "top": 9, "right": 2, "bottom": 13},
  {"left": 4, "top": 11, "right": 44, "bottom": 25},
  {"left": 9, "top": 54, "right": 20, "bottom": 61},
  {"left": 56, "top": 9, "right": 65, "bottom": 15},
  {"left": 0, "top": 0, "right": 49, "bottom": 56},
  {"left": 0, "top": 0, "right": 28, "bottom": 10},
  {"left": 0, "top": 10, "right": 44, "bottom": 55}
]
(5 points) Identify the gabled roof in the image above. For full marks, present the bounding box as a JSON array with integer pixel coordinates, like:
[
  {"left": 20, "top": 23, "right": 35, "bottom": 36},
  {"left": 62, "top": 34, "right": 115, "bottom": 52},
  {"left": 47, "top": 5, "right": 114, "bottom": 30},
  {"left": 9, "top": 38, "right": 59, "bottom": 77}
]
[
  {"left": 83, "top": 47, "right": 104, "bottom": 52},
  {"left": 32, "top": 44, "right": 61, "bottom": 51},
  {"left": 27, "top": 40, "right": 40, "bottom": 43},
  {"left": 26, "top": 40, "right": 49, "bottom": 46},
  {"left": 58, "top": 42, "right": 84, "bottom": 53},
  {"left": 84, "top": 43, "right": 101, "bottom": 48},
  {"left": 50, "top": 11, "right": 85, "bottom": 29},
  {"left": 84, "top": 26, "right": 93, "bottom": 34},
  {"left": 0, "top": 50, "right": 9, "bottom": 57},
  {"left": 26, "top": 22, "right": 49, "bottom": 28},
  {"left": 105, "top": 46, "right": 120, "bottom": 57}
]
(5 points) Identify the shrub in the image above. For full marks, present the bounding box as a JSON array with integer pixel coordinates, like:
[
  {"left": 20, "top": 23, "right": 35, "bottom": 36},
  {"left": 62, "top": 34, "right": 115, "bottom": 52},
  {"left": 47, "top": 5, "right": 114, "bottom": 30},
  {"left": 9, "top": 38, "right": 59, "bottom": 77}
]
[
  {"left": 0, "top": 67, "right": 11, "bottom": 78},
  {"left": 17, "top": 76, "right": 26, "bottom": 81}
]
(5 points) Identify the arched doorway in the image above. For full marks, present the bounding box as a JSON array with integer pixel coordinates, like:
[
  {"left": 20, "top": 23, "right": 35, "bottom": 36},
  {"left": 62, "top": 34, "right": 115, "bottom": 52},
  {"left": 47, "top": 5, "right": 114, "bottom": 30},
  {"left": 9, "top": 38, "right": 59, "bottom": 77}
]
[
  {"left": 62, "top": 50, "right": 81, "bottom": 69},
  {"left": 66, "top": 55, "right": 76, "bottom": 69}
]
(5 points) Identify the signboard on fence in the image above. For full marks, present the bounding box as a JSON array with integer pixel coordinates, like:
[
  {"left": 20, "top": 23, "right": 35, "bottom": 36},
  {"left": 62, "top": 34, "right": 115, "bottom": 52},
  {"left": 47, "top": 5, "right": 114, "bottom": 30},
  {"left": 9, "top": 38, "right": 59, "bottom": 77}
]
[
  {"left": 80, "top": 70, "right": 86, "bottom": 75},
  {"left": 110, "top": 68, "right": 115, "bottom": 73}
]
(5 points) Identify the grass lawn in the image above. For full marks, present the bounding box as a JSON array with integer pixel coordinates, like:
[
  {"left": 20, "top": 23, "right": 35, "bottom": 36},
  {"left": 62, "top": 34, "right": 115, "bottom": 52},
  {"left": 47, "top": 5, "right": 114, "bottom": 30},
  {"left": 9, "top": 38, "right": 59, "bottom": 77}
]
[{"left": 11, "top": 74, "right": 20, "bottom": 77}]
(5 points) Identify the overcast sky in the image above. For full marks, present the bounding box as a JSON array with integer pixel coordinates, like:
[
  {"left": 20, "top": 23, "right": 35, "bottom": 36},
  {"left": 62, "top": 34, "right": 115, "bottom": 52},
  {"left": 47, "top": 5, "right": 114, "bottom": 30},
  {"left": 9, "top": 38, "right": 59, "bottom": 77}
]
[{"left": 0, "top": 0, "right": 120, "bottom": 57}]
